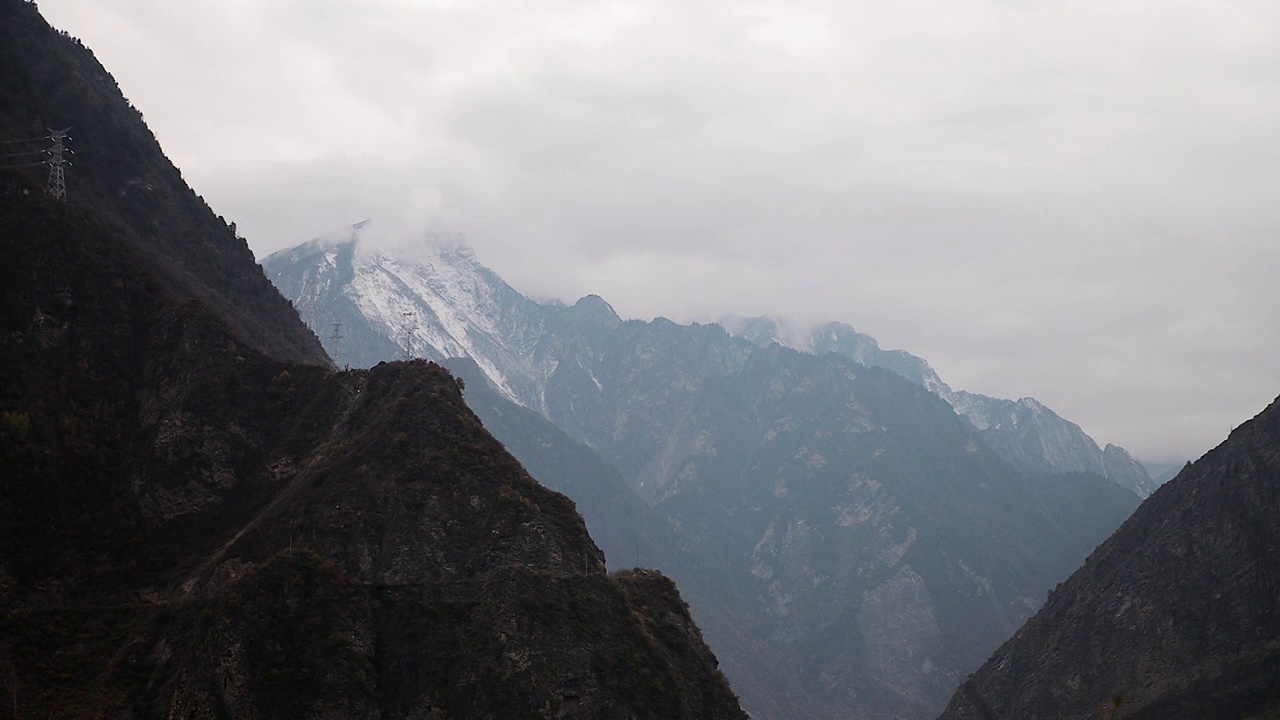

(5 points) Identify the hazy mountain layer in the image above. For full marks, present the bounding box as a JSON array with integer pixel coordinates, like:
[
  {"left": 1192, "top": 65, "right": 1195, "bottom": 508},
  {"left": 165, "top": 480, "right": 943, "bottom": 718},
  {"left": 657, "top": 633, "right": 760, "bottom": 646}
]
[
  {"left": 539, "top": 332, "right": 1140, "bottom": 716},
  {"left": 266, "top": 230, "right": 1154, "bottom": 499},
  {"left": 266, "top": 227, "right": 1143, "bottom": 717},
  {"left": 444, "top": 357, "right": 824, "bottom": 720},
  {"left": 721, "top": 315, "right": 1159, "bottom": 498}
]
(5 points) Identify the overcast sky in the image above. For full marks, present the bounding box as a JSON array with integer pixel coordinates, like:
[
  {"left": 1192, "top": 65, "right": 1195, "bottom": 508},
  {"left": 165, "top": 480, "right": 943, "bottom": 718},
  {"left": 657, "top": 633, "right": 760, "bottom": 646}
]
[{"left": 38, "top": 0, "right": 1280, "bottom": 466}]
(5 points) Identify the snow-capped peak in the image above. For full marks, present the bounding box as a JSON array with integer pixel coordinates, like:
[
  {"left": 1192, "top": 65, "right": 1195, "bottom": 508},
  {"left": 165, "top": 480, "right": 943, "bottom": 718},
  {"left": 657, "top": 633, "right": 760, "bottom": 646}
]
[{"left": 264, "top": 220, "right": 558, "bottom": 410}]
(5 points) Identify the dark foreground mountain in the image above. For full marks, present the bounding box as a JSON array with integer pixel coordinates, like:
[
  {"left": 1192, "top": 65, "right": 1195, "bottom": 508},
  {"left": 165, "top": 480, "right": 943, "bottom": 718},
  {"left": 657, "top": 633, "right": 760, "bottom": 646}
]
[
  {"left": 938, "top": 395, "right": 1280, "bottom": 720},
  {"left": 268, "top": 228, "right": 1144, "bottom": 717},
  {"left": 0, "top": 2, "right": 325, "bottom": 368},
  {"left": 0, "top": 3, "right": 745, "bottom": 717}
]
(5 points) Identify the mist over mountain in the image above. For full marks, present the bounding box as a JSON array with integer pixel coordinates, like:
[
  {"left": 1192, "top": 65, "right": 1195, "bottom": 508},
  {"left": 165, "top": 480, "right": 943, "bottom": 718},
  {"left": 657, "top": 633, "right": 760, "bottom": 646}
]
[
  {"left": 266, "top": 224, "right": 1145, "bottom": 717},
  {"left": 266, "top": 223, "right": 1157, "bottom": 498}
]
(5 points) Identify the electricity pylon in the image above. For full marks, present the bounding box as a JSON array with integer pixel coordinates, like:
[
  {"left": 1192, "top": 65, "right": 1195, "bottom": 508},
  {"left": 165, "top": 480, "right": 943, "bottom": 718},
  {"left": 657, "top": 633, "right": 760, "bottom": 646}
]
[{"left": 45, "top": 128, "right": 72, "bottom": 200}]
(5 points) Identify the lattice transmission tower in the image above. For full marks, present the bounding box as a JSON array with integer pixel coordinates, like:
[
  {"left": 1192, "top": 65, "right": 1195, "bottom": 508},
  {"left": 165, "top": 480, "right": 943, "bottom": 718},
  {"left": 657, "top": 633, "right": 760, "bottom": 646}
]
[
  {"left": 328, "top": 322, "right": 344, "bottom": 369},
  {"left": 401, "top": 312, "right": 416, "bottom": 360},
  {"left": 45, "top": 128, "right": 72, "bottom": 200}
]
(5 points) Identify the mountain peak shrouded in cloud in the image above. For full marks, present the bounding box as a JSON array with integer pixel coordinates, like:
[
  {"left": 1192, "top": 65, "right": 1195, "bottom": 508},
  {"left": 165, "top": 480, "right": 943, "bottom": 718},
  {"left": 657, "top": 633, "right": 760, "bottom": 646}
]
[
  {"left": 43, "top": 0, "right": 1280, "bottom": 461},
  {"left": 350, "top": 215, "right": 474, "bottom": 258},
  {"left": 265, "top": 231, "right": 1160, "bottom": 497},
  {"left": 36, "top": 0, "right": 1279, "bottom": 467},
  {"left": 263, "top": 225, "right": 1148, "bottom": 718}
]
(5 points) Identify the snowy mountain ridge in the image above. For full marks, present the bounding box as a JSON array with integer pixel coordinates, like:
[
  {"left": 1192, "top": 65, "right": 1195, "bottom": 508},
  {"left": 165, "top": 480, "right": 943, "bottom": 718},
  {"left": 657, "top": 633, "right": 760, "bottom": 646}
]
[
  {"left": 265, "top": 221, "right": 566, "bottom": 410},
  {"left": 264, "top": 223, "right": 1158, "bottom": 497}
]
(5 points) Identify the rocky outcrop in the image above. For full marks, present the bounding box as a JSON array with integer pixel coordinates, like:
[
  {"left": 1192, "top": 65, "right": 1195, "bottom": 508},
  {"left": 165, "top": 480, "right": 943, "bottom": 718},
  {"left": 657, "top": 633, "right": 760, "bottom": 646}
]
[{"left": 0, "top": 178, "right": 745, "bottom": 720}]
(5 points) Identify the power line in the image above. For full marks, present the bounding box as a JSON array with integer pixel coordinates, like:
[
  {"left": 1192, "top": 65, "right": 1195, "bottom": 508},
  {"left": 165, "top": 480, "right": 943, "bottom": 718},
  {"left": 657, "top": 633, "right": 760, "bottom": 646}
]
[
  {"left": 0, "top": 149, "right": 46, "bottom": 159},
  {"left": 0, "top": 135, "right": 50, "bottom": 145}
]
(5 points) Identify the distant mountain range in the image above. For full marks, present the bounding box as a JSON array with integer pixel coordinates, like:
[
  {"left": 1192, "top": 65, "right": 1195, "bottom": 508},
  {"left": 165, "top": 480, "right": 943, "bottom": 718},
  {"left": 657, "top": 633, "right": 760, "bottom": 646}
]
[
  {"left": 265, "top": 222, "right": 1158, "bottom": 499},
  {"left": 265, "top": 223, "right": 1149, "bottom": 718},
  {"left": 719, "top": 315, "right": 1159, "bottom": 498}
]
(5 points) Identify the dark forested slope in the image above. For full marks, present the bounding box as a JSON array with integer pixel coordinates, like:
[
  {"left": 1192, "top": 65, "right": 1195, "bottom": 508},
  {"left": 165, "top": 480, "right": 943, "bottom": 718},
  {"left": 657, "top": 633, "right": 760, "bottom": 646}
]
[{"left": 0, "top": 0, "right": 326, "bottom": 366}]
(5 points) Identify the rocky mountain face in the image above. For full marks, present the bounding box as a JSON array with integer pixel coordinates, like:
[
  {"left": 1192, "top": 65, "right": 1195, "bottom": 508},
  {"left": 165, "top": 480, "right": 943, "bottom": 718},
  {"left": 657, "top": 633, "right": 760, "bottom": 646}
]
[
  {"left": 722, "top": 316, "right": 1160, "bottom": 498},
  {"left": 0, "top": 3, "right": 746, "bottom": 717},
  {"left": 442, "top": 357, "right": 820, "bottom": 720},
  {"left": 266, "top": 224, "right": 560, "bottom": 403},
  {"left": 266, "top": 229, "right": 1144, "bottom": 718},
  {"left": 939, "top": 395, "right": 1280, "bottom": 720},
  {"left": 545, "top": 338, "right": 1146, "bottom": 717}
]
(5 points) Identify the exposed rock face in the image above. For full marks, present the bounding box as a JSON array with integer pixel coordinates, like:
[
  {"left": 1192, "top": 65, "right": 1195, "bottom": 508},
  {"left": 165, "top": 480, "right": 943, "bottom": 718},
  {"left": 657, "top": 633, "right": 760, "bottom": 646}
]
[
  {"left": 443, "top": 357, "right": 819, "bottom": 720},
  {"left": 938, "top": 395, "right": 1280, "bottom": 720},
  {"left": 610, "top": 345, "right": 1139, "bottom": 716},
  {"left": 0, "top": 3, "right": 746, "bottom": 717}
]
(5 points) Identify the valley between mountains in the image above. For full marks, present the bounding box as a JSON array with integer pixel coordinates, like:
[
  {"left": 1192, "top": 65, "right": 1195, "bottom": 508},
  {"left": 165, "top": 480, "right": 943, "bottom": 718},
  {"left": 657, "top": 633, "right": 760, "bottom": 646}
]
[
  {"left": 265, "top": 224, "right": 1152, "bottom": 718},
  {"left": 5, "top": 1, "right": 1277, "bottom": 717}
]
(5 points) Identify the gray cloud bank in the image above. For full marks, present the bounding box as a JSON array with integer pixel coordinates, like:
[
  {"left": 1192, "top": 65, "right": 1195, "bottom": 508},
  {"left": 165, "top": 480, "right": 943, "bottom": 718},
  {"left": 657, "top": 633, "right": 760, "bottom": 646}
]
[{"left": 39, "top": 0, "right": 1280, "bottom": 464}]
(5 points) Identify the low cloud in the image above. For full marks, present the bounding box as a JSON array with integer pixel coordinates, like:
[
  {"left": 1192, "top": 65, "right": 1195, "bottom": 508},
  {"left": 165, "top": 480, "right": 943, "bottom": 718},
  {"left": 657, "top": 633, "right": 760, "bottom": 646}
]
[{"left": 40, "top": 0, "right": 1280, "bottom": 463}]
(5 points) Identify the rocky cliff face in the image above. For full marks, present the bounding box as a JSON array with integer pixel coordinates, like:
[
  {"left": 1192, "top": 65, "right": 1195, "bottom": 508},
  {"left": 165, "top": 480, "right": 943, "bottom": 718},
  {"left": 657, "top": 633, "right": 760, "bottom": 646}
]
[
  {"left": 443, "top": 357, "right": 819, "bottom": 720},
  {"left": 0, "top": 3, "right": 746, "bottom": 717},
  {"left": 938, "top": 394, "right": 1280, "bottom": 720},
  {"left": 585, "top": 343, "right": 1139, "bottom": 716}
]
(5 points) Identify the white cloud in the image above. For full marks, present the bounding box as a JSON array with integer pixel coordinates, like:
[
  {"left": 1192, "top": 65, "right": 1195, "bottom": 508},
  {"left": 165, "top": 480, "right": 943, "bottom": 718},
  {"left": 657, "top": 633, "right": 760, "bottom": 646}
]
[{"left": 37, "top": 0, "right": 1280, "bottom": 463}]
